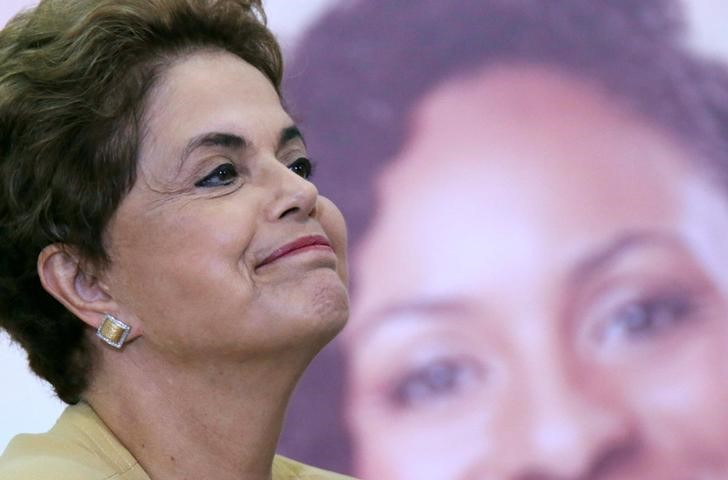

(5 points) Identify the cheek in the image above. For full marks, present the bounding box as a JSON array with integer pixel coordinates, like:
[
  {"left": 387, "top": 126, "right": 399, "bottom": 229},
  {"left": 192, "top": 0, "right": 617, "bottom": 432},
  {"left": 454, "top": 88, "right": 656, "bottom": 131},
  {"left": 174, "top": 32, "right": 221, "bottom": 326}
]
[
  {"left": 116, "top": 195, "right": 255, "bottom": 266},
  {"left": 619, "top": 330, "right": 728, "bottom": 454},
  {"left": 107, "top": 200, "right": 258, "bottom": 320},
  {"left": 318, "top": 196, "right": 348, "bottom": 283},
  {"left": 348, "top": 366, "right": 497, "bottom": 480},
  {"left": 352, "top": 409, "right": 492, "bottom": 480},
  {"left": 355, "top": 412, "right": 501, "bottom": 480}
]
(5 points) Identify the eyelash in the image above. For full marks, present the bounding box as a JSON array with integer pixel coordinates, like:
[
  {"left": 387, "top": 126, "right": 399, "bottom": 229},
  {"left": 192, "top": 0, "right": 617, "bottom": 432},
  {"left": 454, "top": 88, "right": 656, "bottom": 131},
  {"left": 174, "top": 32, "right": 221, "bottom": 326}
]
[
  {"left": 288, "top": 157, "right": 315, "bottom": 180},
  {"left": 598, "top": 291, "right": 698, "bottom": 345},
  {"left": 194, "top": 157, "right": 315, "bottom": 188},
  {"left": 387, "top": 356, "right": 485, "bottom": 410},
  {"left": 195, "top": 163, "right": 238, "bottom": 188}
]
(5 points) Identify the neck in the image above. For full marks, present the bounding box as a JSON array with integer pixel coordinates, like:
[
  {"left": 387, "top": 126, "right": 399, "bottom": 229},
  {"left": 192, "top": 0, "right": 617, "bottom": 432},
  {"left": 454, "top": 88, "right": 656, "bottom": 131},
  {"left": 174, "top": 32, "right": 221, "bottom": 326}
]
[{"left": 85, "top": 342, "right": 314, "bottom": 480}]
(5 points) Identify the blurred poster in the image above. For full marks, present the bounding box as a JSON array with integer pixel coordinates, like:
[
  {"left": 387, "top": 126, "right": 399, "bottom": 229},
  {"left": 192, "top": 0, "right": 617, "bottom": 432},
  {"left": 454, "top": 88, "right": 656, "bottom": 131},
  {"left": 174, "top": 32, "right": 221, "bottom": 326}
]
[{"left": 278, "top": 1, "right": 728, "bottom": 478}]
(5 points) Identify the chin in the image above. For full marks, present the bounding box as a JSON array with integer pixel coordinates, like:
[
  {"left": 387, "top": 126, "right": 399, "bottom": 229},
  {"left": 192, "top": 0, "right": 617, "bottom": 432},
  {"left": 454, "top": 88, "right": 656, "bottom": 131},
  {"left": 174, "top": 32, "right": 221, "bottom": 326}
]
[
  {"left": 306, "top": 277, "right": 350, "bottom": 347},
  {"left": 270, "top": 271, "right": 349, "bottom": 354}
]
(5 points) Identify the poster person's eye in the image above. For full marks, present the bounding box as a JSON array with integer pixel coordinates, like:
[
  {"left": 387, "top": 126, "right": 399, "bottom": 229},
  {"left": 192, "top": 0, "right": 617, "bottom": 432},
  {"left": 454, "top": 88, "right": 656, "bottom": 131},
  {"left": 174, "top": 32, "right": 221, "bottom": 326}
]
[
  {"left": 599, "top": 292, "right": 698, "bottom": 346},
  {"left": 388, "top": 357, "right": 485, "bottom": 410}
]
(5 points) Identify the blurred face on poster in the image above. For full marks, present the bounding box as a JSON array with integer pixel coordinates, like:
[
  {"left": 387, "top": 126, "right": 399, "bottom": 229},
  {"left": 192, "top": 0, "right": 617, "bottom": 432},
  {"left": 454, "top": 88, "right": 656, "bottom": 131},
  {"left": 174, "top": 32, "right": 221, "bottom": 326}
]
[{"left": 345, "top": 65, "right": 728, "bottom": 479}]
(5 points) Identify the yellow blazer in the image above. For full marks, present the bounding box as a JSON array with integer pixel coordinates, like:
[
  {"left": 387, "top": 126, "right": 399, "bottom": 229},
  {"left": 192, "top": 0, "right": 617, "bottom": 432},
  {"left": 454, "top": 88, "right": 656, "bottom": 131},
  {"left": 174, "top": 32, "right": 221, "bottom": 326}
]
[{"left": 0, "top": 402, "right": 353, "bottom": 480}]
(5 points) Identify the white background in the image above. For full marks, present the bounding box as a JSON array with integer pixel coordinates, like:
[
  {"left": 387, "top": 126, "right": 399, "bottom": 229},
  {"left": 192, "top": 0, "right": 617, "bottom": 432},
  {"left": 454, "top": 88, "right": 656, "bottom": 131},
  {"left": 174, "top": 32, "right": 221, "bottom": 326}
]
[{"left": 0, "top": 0, "right": 726, "bottom": 454}]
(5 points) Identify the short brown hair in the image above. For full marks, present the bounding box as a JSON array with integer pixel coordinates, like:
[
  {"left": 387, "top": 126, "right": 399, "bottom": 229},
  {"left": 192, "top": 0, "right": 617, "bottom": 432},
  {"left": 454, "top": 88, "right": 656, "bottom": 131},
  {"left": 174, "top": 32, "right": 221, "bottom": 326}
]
[{"left": 0, "top": 0, "right": 282, "bottom": 403}]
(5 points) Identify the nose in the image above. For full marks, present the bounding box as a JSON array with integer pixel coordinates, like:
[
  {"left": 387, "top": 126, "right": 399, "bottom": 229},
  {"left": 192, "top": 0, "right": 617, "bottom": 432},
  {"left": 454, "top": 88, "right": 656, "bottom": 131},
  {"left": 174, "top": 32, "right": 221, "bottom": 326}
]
[
  {"left": 502, "top": 370, "right": 639, "bottom": 480},
  {"left": 265, "top": 160, "right": 319, "bottom": 222}
]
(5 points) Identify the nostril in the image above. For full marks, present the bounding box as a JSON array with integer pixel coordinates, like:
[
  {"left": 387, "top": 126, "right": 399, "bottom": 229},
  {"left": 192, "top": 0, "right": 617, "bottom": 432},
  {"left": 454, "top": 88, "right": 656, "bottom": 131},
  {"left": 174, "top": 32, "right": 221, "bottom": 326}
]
[
  {"left": 514, "top": 411, "right": 639, "bottom": 480},
  {"left": 270, "top": 174, "right": 318, "bottom": 221},
  {"left": 587, "top": 437, "right": 641, "bottom": 478},
  {"left": 279, "top": 206, "right": 300, "bottom": 219}
]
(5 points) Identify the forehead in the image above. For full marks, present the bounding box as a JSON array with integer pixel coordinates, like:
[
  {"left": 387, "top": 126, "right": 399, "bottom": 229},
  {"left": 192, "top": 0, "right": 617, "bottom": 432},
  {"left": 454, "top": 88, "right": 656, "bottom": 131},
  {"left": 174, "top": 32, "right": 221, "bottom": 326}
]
[
  {"left": 140, "top": 50, "right": 290, "bottom": 163},
  {"left": 350, "top": 66, "right": 707, "bottom": 319},
  {"left": 393, "top": 65, "right": 687, "bottom": 177}
]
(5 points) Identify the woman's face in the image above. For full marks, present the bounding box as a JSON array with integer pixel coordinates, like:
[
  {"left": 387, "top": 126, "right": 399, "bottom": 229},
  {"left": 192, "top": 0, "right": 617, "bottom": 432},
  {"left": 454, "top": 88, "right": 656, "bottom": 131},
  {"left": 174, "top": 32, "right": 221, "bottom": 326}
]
[
  {"left": 346, "top": 66, "right": 728, "bottom": 479},
  {"left": 102, "top": 50, "right": 348, "bottom": 361}
]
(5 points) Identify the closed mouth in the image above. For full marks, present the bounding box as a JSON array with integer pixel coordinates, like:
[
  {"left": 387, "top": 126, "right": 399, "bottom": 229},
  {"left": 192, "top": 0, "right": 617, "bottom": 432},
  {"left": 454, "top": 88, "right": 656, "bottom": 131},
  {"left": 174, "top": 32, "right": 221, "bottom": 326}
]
[{"left": 257, "top": 235, "right": 333, "bottom": 268}]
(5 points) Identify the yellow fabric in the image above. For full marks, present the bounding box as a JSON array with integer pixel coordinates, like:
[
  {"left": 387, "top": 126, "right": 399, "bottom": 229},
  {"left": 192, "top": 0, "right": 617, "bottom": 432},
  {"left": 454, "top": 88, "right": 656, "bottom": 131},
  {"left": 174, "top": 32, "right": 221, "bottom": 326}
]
[{"left": 0, "top": 403, "right": 354, "bottom": 480}]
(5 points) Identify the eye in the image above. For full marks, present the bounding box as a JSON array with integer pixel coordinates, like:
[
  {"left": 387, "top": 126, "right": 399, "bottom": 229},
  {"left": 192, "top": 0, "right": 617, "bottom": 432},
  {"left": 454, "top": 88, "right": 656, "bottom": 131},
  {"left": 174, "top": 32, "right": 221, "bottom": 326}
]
[
  {"left": 195, "top": 163, "right": 238, "bottom": 188},
  {"left": 601, "top": 293, "right": 696, "bottom": 344},
  {"left": 288, "top": 157, "right": 314, "bottom": 180},
  {"left": 387, "top": 357, "right": 485, "bottom": 410}
]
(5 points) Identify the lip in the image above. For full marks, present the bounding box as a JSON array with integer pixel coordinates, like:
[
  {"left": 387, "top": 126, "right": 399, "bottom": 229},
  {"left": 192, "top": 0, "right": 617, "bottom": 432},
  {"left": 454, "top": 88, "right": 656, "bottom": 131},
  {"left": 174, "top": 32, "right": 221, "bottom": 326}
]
[{"left": 257, "top": 235, "right": 333, "bottom": 268}]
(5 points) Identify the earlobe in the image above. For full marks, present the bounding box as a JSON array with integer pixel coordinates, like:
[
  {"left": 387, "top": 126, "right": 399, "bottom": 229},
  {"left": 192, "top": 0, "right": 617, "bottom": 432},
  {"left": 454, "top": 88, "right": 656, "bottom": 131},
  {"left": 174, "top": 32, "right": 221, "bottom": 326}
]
[{"left": 37, "top": 244, "right": 137, "bottom": 342}]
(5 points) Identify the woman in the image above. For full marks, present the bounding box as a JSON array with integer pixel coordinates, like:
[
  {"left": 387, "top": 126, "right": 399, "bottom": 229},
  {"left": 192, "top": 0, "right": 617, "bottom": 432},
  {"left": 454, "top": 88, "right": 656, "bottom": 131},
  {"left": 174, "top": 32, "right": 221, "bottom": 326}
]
[
  {"left": 0, "top": 1, "right": 352, "bottom": 479},
  {"left": 281, "top": 0, "right": 728, "bottom": 478}
]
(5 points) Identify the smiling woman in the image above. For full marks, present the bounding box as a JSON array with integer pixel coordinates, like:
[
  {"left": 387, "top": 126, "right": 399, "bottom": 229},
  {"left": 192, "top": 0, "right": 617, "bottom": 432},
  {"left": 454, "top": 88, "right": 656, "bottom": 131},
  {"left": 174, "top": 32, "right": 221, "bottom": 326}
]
[{"left": 0, "top": 1, "right": 351, "bottom": 479}]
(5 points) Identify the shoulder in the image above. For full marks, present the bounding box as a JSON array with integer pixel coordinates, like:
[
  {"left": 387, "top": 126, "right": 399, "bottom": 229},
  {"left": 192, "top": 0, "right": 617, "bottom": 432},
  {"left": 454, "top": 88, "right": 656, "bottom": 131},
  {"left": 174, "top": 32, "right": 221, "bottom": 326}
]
[
  {"left": 0, "top": 432, "right": 103, "bottom": 480},
  {"left": 272, "top": 454, "right": 357, "bottom": 479},
  {"left": 0, "top": 433, "right": 148, "bottom": 480},
  {"left": 0, "top": 404, "right": 148, "bottom": 480}
]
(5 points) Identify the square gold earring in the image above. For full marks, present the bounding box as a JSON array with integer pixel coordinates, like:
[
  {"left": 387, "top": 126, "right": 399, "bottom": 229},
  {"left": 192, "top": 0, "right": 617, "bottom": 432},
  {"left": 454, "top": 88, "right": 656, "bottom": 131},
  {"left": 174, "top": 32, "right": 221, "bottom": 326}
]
[{"left": 96, "top": 314, "right": 131, "bottom": 349}]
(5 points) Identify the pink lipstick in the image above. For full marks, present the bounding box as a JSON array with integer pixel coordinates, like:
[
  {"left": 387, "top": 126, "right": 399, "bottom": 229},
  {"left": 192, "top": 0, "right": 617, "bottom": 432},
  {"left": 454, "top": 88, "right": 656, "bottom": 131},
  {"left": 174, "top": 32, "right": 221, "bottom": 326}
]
[{"left": 258, "top": 235, "right": 333, "bottom": 268}]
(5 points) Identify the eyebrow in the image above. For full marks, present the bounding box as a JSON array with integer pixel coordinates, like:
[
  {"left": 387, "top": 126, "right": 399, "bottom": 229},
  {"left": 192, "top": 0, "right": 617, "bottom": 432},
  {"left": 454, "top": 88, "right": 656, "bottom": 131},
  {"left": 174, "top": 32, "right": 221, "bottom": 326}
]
[
  {"left": 179, "top": 125, "right": 305, "bottom": 168},
  {"left": 350, "top": 298, "right": 469, "bottom": 341},
  {"left": 568, "top": 230, "right": 682, "bottom": 286},
  {"left": 279, "top": 125, "right": 305, "bottom": 147},
  {"left": 350, "top": 231, "right": 684, "bottom": 342},
  {"left": 180, "top": 132, "right": 246, "bottom": 167}
]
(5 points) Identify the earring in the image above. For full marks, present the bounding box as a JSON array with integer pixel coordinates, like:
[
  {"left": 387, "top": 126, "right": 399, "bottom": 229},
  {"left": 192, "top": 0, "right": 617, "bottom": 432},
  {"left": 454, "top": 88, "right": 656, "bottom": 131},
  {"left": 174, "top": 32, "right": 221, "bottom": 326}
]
[{"left": 96, "top": 314, "right": 131, "bottom": 349}]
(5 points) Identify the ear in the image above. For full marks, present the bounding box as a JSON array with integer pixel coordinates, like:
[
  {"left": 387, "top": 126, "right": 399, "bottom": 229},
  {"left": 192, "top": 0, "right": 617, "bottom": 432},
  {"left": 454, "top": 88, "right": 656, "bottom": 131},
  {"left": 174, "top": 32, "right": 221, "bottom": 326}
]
[{"left": 37, "top": 244, "right": 141, "bottom": 341}]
